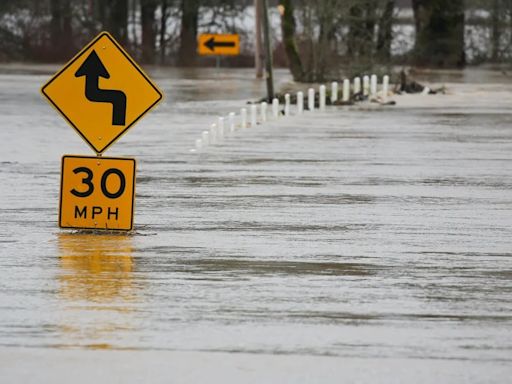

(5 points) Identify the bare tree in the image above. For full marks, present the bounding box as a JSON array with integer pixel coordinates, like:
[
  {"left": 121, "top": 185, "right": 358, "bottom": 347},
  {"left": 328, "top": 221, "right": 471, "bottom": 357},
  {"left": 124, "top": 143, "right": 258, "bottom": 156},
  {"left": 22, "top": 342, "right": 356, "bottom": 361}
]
[
  {"left": 101, "top": 0, "right": 129, "bottom": 45},
  {"left": 412, "top": 0, "right": 465, "bottom": 67},
  {"left": 347, "top": 1, "right": 377, "bottom": 60},
  {"left": 50, "top": 0, "right": 75, "bottom": 60},
  {"left": 140, "top": 0, "right": 158, "bottom": 63},
  {"left": 376, "top": 0, "right": 395, "bottom": 61},
  {"left": 159, "top": 0, "right": 168, "bottom": 64},
  {"left": 490, "top": 0, "right": 503, "bottom": 62},
  {"left": 177, "top": 0, "right": 200, "bottom": 66},
  {"left": 280, "top": 0, "right": 304, "bottom": 81}
]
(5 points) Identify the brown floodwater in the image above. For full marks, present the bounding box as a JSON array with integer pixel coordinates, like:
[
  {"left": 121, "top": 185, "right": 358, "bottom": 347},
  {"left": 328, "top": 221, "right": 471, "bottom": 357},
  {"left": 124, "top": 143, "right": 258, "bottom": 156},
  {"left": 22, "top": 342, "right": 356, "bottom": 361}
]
[{"left": 0, "top": 66, "right": 511, "bottom": 383}]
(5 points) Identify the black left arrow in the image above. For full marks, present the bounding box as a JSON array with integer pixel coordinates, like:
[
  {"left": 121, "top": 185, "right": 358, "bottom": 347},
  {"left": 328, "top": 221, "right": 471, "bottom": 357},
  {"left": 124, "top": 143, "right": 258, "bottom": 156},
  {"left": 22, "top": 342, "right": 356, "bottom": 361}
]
[
  {"left": 204, "top": 37, "right": 236, "bottom": 52},
  {"left": 75, "top": 50, "right": 127, "bottom": 126}
]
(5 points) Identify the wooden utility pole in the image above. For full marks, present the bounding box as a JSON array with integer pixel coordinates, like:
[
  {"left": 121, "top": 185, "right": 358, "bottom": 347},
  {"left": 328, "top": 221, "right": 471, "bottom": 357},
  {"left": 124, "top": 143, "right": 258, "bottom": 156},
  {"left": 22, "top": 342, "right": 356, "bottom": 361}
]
[
  {"left": 255, "top": 0, "right": 263, "bottom": 78},
  {"left": 261, "top": 0, "right": 274, "bottom": 100}
]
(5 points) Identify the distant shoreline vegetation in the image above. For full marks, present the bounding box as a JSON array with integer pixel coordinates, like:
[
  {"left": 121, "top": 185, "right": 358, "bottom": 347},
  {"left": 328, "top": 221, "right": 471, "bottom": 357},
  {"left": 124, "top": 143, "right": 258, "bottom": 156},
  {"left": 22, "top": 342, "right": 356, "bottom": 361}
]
[{"left": 0, "top": 1, "right": 511, "bottom": 79}]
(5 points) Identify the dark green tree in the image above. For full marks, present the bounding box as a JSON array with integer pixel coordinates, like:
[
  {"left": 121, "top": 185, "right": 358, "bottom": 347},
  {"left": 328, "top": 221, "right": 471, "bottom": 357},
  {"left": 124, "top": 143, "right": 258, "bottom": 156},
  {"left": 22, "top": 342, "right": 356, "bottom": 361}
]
[{"left": 412, "top": 0, "right": 465, "bottom": 67}]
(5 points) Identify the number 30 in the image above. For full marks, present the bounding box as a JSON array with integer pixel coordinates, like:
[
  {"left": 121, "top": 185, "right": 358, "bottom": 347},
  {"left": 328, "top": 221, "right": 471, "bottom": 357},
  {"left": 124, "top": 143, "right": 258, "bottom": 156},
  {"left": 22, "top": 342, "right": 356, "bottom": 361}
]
[{"left": 71, "top": 167, "right": 126, "bottom": 199}]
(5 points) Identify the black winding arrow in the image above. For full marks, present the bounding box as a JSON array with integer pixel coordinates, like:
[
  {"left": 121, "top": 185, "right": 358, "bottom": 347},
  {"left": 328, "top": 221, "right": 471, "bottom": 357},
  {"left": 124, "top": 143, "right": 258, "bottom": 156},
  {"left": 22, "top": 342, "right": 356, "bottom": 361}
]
[
  {"left": 204, "top": 37, "right": 236, "bottom": 52},
  {"left": 75, "top": 50, "right": 127, "bottom": 126}
]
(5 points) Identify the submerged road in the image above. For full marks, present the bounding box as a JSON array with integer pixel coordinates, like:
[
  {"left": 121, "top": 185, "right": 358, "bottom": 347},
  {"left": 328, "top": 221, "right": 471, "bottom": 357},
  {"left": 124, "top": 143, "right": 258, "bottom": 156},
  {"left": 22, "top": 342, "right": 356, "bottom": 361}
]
[{"left": 0, "top": 67, "right": 511, "bottom": 383}]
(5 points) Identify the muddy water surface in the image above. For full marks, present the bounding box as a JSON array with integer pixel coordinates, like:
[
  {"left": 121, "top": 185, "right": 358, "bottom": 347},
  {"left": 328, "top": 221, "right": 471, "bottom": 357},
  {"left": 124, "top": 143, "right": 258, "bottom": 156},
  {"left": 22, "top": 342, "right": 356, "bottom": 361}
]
[{"left": 0, "top": 67, "right": 511, "bottom": 382}]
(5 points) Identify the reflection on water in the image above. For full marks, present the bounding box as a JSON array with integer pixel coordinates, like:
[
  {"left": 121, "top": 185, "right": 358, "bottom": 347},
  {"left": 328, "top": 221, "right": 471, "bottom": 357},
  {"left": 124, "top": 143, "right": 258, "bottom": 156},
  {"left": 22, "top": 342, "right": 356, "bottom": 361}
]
[
  {"left": 58, "top": 233, "right": 135, "bottom": 302},
  {"left": 57, "top": 233, "right": 138, "bottom": 349}
]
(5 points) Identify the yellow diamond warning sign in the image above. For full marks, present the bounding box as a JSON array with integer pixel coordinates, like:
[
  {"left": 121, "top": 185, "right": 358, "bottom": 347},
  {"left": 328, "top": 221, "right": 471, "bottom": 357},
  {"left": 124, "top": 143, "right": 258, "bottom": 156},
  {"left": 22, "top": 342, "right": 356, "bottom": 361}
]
[
  {"left": 60, "top": 155, "right": 136, "bottom": 231},
  {"left": 42, "top": 32, "right": 162, "bottom": 154}
]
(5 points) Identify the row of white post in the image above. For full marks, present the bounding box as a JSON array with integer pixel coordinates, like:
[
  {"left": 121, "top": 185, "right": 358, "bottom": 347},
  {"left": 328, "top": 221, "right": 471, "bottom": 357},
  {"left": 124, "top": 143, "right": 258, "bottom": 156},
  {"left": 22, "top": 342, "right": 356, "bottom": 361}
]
[{"left": 193, "top": 74, "right": 390, "bottom": 152}]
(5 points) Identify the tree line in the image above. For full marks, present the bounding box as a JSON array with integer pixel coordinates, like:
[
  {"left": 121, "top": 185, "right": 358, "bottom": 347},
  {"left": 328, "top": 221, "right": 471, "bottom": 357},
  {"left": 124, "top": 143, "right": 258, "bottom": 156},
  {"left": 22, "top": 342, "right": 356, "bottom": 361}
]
[
  {"left": 1, "top": 1, "right": 511, "bottom": 81},
  {"left": 280, "top": 0, "right": 508, "bottom": 81},
  {"left": 0, "top": 0, "right": 246, "bottom": 65}
]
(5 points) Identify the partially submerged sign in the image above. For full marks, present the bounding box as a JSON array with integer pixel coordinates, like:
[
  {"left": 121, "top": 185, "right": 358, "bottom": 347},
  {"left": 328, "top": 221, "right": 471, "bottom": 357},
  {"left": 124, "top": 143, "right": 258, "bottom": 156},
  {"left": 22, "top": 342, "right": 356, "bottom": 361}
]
[
  {"left": 198, "top": 34, "right": 240, "bottom": 56},
  {"left": 59, "top": 155, "right": 136, "bottom": 231},
  {"left": 42, "top": 32, "right": 162, "bottom": 154}
]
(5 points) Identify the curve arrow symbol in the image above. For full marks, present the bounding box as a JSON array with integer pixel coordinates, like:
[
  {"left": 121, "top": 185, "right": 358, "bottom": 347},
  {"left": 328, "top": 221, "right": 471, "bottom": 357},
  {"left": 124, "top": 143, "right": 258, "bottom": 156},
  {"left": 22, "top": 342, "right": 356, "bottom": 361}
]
[{"left": 75, "top": 50, "right": 127, "bottom": 126}]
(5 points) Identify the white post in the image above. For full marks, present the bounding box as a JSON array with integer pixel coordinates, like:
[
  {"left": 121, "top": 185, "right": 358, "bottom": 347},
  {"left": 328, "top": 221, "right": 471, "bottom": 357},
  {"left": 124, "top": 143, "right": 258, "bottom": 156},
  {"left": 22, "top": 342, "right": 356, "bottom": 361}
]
[
  {"left": 209, "top": 123, "right": 217, "bottom": 144},
  {"left": 217, "top": 117, "right": 224, "bottom": 137},
  {"left": 319, "top": 85, "right": 326, "bottom": 111},
  {"left": 331, "top": 82, "right": 338, "bottom": 103},
  {"left": 370, "top": 74, "right": 377, "bottom": 99},
  {"left": 228, "top": 112, "right": 235, "bottom": 132},
  {"left": 342, "top": 79, "right": 350, "bottom": 102},
  {"left": 201, "top": 131, "right": 209, "bottom": 146},
  {"left": 272, "top": 97, "right": 279, "bottom": 118},
  {"left": 241, "top": 108, "right": 247, "bottom": 129},
  {"left": 354, "top": 77, "right": 361, "bottom": 94},
  {"left": 261, "top": 101, "right": 267, "bottom": 122},
  {"left": 261, "top": 101, "right": 267, "bottom": 123},
  {"left": 297, "top": 91, "right": 304, "bottom": 115},
  {"left": 195, "top": 138, "right": 202, "bottom": 151},
  {"left": 382, "top": 75, "right": 389, "bottom": 101},
  {"left": 363, "top": 75, "right": 370, "bottom": 96},
  {"left": 284, "top": 93, "right": 290, "bottom": 116},
  {"left": 308, "top": 88, "right": 315, "bottom": 111},
  {"left": 250, "top": 104, "right": 257, "bottom": 127}
]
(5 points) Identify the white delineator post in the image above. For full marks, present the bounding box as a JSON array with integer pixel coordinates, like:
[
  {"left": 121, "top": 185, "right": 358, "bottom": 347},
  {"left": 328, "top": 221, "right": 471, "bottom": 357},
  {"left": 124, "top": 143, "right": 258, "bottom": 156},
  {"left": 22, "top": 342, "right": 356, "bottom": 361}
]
[
  {"left": 217, "top": 117, "right": 224, "bottom": 138},
  {"left": 331, "top": 82, "right": 338, "bottom": 104},
  {"left": 272, "top": 98, "right": 279, "bottom": 118},
  {"left": 284, "top": 93, "right": 290, "bottom": 116},
  {"left": 201, "top": 131, "right": 209, "bottom": 146},
  {"left": 354, "top": 77, "right": 361, "bottom": 94},
  {"left": 209, "top": 123, "right": 217, "bottom": 144},
  {"left": 195, "top": 138, "right": 202, "bottom": 151},
  {"left": 343, "top": 79, "right": 350, "bottom": 102},
  {"left": 319, "top": 85, "right": 326, "bottom": 111},
  {"left": 261, "top": 101, "right": 267, "bottom": 122},
  {"left": 297, "top": 91, "right": 304, "bottom": 115},
  {"left": 382, "top": 75, "right": 389, "bottom": 101},
  {"left": 308, "top": 88, "right": 315, "bottom": 111},
  {"left": 370, "top": 74, "right": 377, "bottom": 99},
  {"left": 250, "top": 104, "right": 257, "bottom": 127},
  {"left": 241, "top": 108, "right": 247, "bottom": 129},
  {"left": 228, "top": 112, "right": 235, "bottom": 132},
  {"left": 363, "top": 75, "right": 370, "bottom": 96}
]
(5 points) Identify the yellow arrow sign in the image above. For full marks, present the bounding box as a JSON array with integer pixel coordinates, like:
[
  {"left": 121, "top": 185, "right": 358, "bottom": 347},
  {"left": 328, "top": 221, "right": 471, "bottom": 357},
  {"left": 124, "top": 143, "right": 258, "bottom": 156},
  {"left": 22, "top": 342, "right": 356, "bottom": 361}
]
[
  {"left": 59, "top": 155, "right": 136, "bottom": 231},
  {"left": 42, "top": 32, "right": 163, "bottom": 154},
  {"left": 198, "top": 34, "right": 240, "bottom": 56}
]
